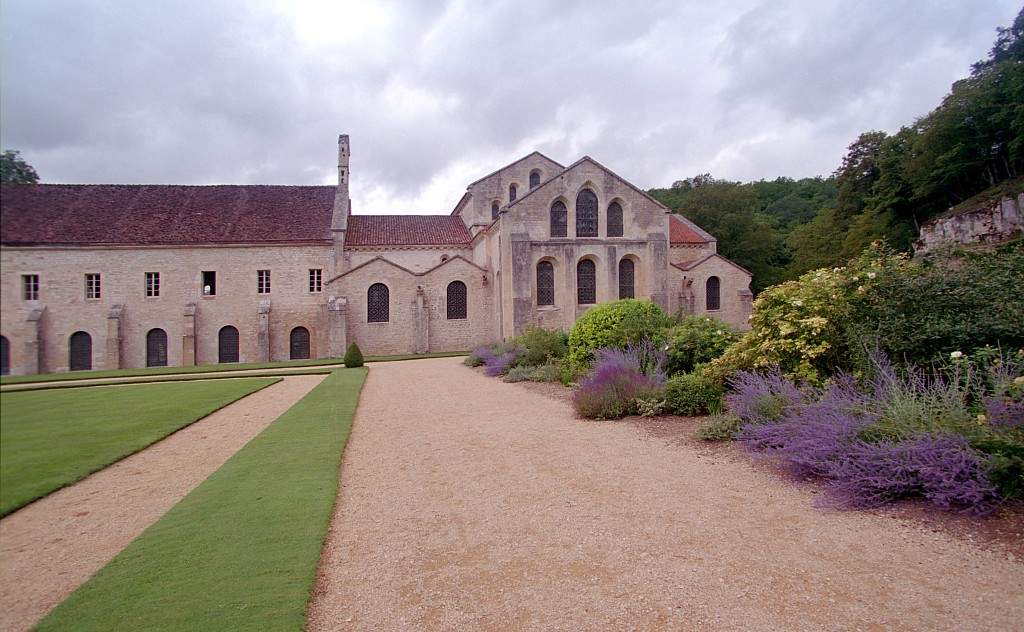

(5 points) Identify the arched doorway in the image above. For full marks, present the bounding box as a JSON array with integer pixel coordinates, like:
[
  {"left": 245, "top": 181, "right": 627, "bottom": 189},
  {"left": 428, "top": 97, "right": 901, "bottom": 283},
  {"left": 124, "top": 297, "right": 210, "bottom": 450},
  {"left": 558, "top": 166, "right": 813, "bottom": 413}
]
[
  {"left": 290, "top": 327, "right": 310, "bottom": 360},
  {"left": 218, "top": 326, "right": 239, "bottom": 363},
  {"left": 69, "top": 331, "right": 92, "bottom": 371},
  {"left": 146, "top": 328, "right": 168, "bottom": 367},
  {"left": 0, "top": 336, "right": 9, "bottom": 375}
]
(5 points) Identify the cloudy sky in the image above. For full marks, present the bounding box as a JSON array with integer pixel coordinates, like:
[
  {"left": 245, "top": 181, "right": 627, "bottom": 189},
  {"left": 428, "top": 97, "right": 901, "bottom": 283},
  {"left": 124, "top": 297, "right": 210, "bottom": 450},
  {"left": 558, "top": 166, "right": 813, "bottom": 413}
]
[{"left": 1, "top": 0, "right": 1018, "bottom": 214}]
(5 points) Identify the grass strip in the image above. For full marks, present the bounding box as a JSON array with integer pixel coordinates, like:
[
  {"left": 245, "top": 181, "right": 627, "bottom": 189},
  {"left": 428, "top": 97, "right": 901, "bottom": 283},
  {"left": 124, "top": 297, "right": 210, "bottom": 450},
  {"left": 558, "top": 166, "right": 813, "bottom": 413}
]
[
  {"left": 37, "top": 368, "right": 368, "bottom": 632},
  {"left": 1, "top": 350, "right": 465, "bottom": 386},
  {"left": 0, "top": 357, "right": 342, "bottom": 385},
  {"left": 0, "top": 378, "right": 279, "bottom": 517},
  {"left": 2, "top": 368, "right": 337, "bottom": 393}
]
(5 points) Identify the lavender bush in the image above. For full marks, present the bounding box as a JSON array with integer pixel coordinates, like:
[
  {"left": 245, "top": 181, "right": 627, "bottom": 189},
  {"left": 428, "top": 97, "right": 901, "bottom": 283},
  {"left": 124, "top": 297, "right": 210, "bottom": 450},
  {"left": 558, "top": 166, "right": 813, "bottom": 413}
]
[
  {"left": 572, "top": 341, "right": 667, "bottom": 420},
  {"left": 725, "top": 367, "right": 807, "bottom": 425},
  {"left": 484, "top": 348, "right": 523, "bottom": 377}
]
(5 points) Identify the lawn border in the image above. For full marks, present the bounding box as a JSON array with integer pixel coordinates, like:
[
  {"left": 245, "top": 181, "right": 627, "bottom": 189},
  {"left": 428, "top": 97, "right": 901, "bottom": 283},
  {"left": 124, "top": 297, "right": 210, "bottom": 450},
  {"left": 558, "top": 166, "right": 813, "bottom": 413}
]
[
  {"left": 0, "top": 377, "right": 282, "bottom": 518},
  {"left": 37, "top": 368, "right": 368, "bottom": 631}
]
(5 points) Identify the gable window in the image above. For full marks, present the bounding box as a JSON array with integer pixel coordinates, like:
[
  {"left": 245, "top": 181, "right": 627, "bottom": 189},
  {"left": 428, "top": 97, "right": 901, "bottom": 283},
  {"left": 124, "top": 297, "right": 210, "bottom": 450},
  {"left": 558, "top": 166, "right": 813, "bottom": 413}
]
[
  {"left": 706, "top": 276, "right": 721, "bottom": 311},
  {"left": 491, "top": 201, "right": 500, "bottom": 220},
  {"left": 607, "top": 201, "right": 624, "bottom": 237},
  {"left": 22, "top": 274, "right": 39, "bottom": 300},
  {"left": 257, "top": 269, "right": 271, "bottom": 294},
  {"left": 537, "top": 261, "right": 555, "bottom": 306},
  {"left": 529, "top": 170, "right": 541, "bottom": 189},
  {"left": 367, "top": 283, "right": 389, "bottom": 323},
  {"left": 85, "top": 273, "right": 101, "bottom": 300},
  {"left": 309, "top": 268, "right": 322, "bottom": 293},
  {"left": 618, "top": 258, "right": 635, "bottom": 299},
  {"left": 447, "top": 281, "right": 467, "bottom": 319},
  {"left": 145, "top": 272, "right": 160, "bottom": 297},
  {"left": 550, "top": 201, "right": 567, "bottom": 238},
  {"left": 577, "top": 259, "right": 596, "bottom": 304},
  {"left": 202, "top": 271, "right": 217, "bottom": 296},
  {"left": 576, "top": 189, "right": 598, "bottom": 237},
  {"left": 509, "top": 183, "right": 517, "bottom": 202}
]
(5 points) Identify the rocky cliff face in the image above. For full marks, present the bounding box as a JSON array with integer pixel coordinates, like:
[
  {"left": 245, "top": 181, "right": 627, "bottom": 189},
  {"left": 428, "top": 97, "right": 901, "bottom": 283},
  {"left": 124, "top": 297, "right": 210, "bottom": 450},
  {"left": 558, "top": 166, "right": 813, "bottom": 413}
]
[{"left": 915, "top": 191, "right": 1023, "bottom": 255}]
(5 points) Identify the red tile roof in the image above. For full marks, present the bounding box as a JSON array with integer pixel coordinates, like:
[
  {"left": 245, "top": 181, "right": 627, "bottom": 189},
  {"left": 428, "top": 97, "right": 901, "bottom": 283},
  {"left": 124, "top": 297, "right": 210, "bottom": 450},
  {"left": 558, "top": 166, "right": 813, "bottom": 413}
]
[
  {"left": 669, "top": 214, "right": 711, "bottom": 244},
  {"left": 345, "top": 215, "right": 471, "bottom": 247},
  {"left": 0, "top": 184, "right": 335, "bottom": 246}
]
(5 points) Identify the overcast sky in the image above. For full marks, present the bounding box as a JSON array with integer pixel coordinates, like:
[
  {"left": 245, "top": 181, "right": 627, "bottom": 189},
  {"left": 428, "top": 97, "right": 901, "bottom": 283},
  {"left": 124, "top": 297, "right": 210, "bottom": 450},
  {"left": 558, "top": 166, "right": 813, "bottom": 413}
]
[{"left": 1, "top": 0, "right": 1018, "bottom": 214}]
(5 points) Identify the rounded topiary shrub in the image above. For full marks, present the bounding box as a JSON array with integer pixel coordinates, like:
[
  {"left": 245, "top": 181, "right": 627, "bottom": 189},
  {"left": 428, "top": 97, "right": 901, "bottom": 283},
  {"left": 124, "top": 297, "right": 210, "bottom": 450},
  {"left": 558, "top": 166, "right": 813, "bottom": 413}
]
[
  {"left": 343, "top": 342, "right": 364, "bottom": 368},
  {"left": 567, "top": 299, "right": 669, "bottom": 367}
]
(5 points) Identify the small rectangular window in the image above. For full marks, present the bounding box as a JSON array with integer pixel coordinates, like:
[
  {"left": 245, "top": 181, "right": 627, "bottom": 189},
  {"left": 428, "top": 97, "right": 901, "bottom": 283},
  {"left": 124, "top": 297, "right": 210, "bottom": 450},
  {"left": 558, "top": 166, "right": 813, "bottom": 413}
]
[
  {"left": 85, "top": 273, "right": 101, "bottom": 299},
  {"left": 202, "top": 271, "right": 217, "bottom": 296},
  {"left": 257, "top": 269, "right": 271, "bottom": 294},
  {"left": 22, "top": 274, "right": 39, "bottom": 300},
  {"left": 145, "top": 272, "right": 160, "bottom": 297},
  {"left": 309, "top": 268, "right": 322, "bottom": 293}
]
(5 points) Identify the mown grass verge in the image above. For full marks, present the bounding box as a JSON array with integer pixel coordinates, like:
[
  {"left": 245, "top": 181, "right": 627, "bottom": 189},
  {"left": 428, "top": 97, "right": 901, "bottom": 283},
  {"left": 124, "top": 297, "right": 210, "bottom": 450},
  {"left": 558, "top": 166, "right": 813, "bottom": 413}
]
[
  {"left": 0, "top": 357, "right": 343, "bottom": 385},
  {"left": 0, "top": 378, "right": 279, "bottom": 517},
  {"left": 37, "top": 368, "right": 368, "bottom": 632},
  {"left": 2, "top": 367, "right": 337, "bottom": 393}
]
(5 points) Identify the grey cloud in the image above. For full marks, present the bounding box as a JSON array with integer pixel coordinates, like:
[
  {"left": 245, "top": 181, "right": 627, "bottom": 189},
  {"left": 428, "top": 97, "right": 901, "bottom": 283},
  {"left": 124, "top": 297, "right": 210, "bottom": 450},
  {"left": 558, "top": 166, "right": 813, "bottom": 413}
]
[{"left": 1, "top": 0, "right": 1020, "bottom": 212}]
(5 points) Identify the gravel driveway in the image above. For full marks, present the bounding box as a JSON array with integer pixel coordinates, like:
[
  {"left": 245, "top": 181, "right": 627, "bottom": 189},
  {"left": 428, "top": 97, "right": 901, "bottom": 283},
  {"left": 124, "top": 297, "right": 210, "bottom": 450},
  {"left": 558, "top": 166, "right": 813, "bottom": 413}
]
[{"left": 308, "top": 357, "right": 1023, "bottom": 631}]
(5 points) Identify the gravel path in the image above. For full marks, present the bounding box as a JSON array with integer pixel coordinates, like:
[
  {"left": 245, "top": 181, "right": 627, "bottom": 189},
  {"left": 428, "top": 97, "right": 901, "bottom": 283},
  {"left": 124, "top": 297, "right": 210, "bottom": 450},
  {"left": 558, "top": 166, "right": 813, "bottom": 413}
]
[
  {"left": 308, "top": 357, "right": 1024, "bottom": 631},
  {"left": 0, "top": 375, "right": 325, "bottom": 632}
]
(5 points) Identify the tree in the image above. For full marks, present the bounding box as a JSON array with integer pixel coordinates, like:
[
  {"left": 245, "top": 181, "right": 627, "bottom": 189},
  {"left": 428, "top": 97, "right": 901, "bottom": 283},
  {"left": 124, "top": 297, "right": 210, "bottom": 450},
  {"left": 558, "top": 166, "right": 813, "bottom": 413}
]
[{"left": 0, "top": 150, "right": 39, "bottom": 184}]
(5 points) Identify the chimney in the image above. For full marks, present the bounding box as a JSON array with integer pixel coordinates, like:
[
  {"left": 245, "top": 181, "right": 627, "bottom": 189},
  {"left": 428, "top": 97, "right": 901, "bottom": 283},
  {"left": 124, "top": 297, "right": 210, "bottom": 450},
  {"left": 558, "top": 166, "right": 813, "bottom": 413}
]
[{"left": 331, "top": 134, "right": 351, "bottom": 272}]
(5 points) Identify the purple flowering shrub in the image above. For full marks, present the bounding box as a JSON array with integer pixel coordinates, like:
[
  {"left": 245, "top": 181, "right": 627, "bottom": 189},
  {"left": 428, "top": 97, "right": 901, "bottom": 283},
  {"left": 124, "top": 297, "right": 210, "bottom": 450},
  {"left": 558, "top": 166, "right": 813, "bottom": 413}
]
[
  {"left": 572, "top": 341, "right": 667, "bottom": 420},
  {"left": 728, "top": 352, "right": 1023, "bottom": 513},
  {"left": 483, "top": 348, "right": 524, "bottom": 377},
  {"left": 464, "top": 345, "right": 497, "bottom": 367}
]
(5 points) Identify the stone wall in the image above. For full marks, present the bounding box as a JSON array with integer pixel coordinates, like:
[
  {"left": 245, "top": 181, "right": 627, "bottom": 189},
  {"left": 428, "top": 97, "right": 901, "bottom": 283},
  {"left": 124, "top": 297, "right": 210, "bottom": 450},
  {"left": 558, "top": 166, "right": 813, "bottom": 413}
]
[
  {"left": 0, "top": 244, "right": 333, "bottom": 375},
  {"left": 915, "top": 192, "right": 1023, "bottom": 255}
]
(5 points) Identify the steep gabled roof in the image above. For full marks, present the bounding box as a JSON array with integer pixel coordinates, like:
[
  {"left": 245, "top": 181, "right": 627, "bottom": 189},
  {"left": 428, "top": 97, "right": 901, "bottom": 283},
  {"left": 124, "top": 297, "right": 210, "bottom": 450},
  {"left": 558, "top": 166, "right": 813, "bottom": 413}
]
[
  {"left": 467, "top": 151, "right": 563, "bottom": 187},
  {"left": 671, "top": 252, "right": 752, "bottom": 276},
  {"left": 0, "top": 183, "right": 335, "bottom": 246},
  {"left": 345, "top": 214, "right": 472, "bottom": 247},
  {"left": 669, "top": 214, "right": 715, "bottom": 244}
]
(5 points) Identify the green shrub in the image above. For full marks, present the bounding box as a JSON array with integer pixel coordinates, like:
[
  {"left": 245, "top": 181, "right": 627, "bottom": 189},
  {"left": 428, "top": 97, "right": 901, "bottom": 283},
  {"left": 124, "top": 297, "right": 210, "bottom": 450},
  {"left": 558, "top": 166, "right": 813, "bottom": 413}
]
[
  {"left": 529, "top": 360, "right": 564, "bottom": 383},
  {"left": 502, "top": 365, "right": 535, "bottom": 383},
  {"left": 695, "top": 412, "right": 744, "bottom": 441},
  {"left": 664, "top": 371, "right": 724, "bottom": 416},
  {"left": 567, "top": 299, "right": 669, "bottom": 367},
  {"left": 709, "top": 241, "right": 1024, "bottom": 385},
  {"left": 514, "top": 327, "right": 568, "bottom": 367},
  {"left": 343, "top": 343, "right": 364, "bottom": 368},
  {"left": 664, "top": 316, "right": 739, "bottom": 375}
]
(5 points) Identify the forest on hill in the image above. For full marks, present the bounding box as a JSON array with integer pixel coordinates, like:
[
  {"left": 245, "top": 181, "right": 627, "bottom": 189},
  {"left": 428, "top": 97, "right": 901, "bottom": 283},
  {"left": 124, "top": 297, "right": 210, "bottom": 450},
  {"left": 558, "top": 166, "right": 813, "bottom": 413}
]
[{"left": 649, "top": 8, "right": 1024, "bottom": 293}]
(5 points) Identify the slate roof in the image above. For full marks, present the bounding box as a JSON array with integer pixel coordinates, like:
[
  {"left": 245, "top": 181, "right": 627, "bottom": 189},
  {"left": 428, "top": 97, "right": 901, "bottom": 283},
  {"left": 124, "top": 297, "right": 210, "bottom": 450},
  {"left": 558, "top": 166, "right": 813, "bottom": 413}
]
[
  {"left": 0, "top": 184, "right": 335, "bottom": 246},
  {"left": 345, "top": 215, "right": 472, "bottom": 247},
  {"left": 669, "top": 213, "right": 712, "bottom": 244}
]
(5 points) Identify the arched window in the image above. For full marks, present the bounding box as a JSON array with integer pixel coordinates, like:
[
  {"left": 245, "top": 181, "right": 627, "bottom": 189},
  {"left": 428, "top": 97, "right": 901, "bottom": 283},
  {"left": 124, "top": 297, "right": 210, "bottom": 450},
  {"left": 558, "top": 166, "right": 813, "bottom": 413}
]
[
  {"left": 509, "top": 183, "right": 517, "bottom": 202},
  {"left": 706, "top": 276, "right": 721, "bottom": 311},
  {"left": 537, "top": 261, "right": 555, "bottom": 306},
  {"left": 618, "top": 258, "right": 635, "bottom": 299},
  {"left": 69, "top": 331, "right": 92, "bottom": 371},
  {"left": 607, "top": 201, "right": 624, "bottom": 237},
  {"left": 367, "top": 283, "right": 389, "bottom": 323},
  {"left": 576, "top": 189, "right": 598, "bottom": 237},
  {"left": 577, "top": 259, "right": 596, "bottom": 304},
  {"left": 550, "top": 201, "right": 567, "bottom": 238},
  {"left": 146, "top": 328, "right": 168, "bottom": 367},
  {"left": 491, "top": 201, "right": 500, "bottom": 220},
  {"left": 218, "top": 326, "right": 239, "bottom": 363},
  {"left": 447, "top": 281, "right": 467, "bottom": 319},
  {"left": 0, "top": 335, "right": 9, "bottom": 376},
  {"left": 290, "top": 326, "right": 310, "bottom": 360},
  {"left": 529, "top": 170, "right": 541, "bottom": 189}
]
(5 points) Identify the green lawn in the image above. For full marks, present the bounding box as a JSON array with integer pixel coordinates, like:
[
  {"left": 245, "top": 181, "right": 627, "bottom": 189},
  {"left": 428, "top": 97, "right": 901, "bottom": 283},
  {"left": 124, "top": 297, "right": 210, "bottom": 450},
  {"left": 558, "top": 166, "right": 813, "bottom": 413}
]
[
  {"left": 38, "top": 368, "right": 368, "bottom": 632},
  {"left": 0, "top": 350, "right": 465, "bottom": 386},
  {"left": 3, "top": 366, "right": 338, "bottom": 393},
  {"left": 0, "top": 357, "right": 342, "bottom": 385},
  {"left": 0, "top": 378, "right": 279, "bottom": 517}
]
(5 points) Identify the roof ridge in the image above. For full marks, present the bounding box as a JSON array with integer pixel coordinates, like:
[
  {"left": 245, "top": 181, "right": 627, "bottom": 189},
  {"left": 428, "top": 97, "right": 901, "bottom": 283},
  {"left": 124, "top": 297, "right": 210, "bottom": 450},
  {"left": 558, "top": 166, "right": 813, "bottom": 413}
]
[{"left": 466, "top": 150, "right": 564, "bottom": 187}]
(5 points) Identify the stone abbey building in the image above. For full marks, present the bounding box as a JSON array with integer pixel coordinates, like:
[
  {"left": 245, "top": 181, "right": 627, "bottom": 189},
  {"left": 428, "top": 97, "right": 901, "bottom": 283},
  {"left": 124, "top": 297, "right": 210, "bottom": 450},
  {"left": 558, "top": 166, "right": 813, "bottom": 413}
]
[{"left": 0, "top": 135, "right": 752, "bottom": 375}]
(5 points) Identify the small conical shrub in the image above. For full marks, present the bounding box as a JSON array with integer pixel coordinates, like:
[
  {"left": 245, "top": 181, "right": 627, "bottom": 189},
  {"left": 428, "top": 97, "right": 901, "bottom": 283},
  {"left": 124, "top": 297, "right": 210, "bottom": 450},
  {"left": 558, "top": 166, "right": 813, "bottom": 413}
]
[{"left": 343, "top": 342, "right": 364, "bottom": 368}]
